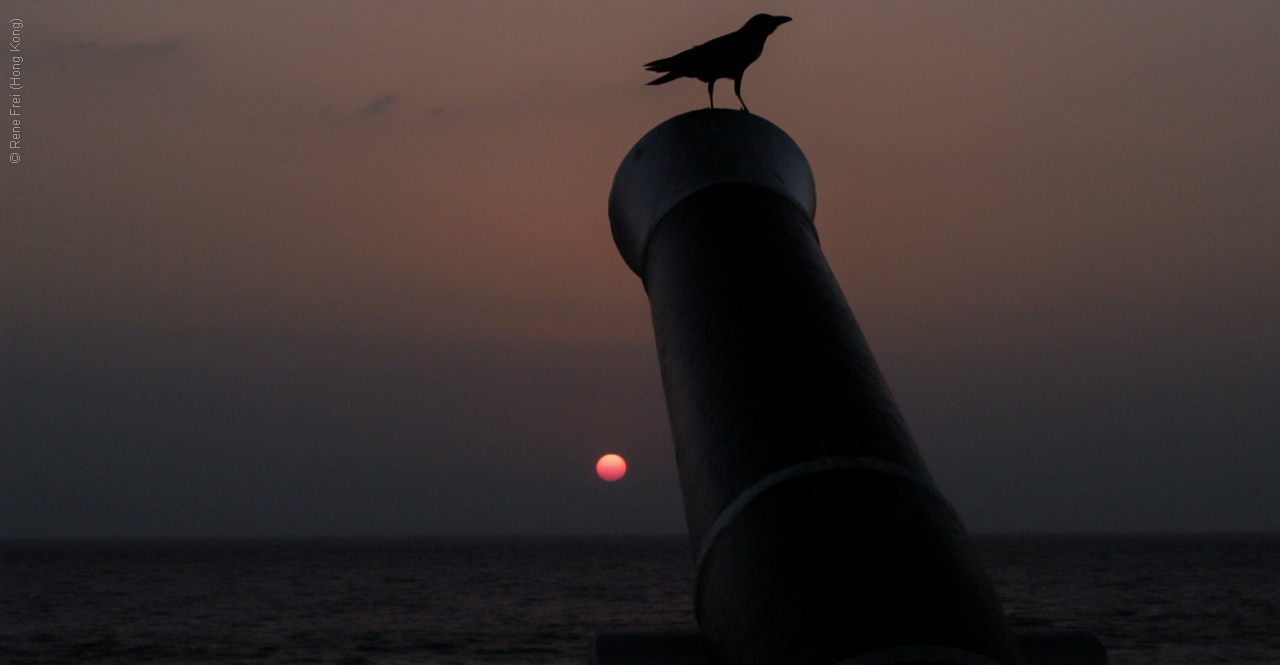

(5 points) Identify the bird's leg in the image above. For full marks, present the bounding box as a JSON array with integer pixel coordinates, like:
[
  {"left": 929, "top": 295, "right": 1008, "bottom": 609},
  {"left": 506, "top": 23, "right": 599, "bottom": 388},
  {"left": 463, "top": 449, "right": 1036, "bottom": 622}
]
[
  {"left": 707, "top": 80, "right": 715, "bottom": 109},
  {"left": 734, "top": 77, "right": 748, "bottom": 113}
]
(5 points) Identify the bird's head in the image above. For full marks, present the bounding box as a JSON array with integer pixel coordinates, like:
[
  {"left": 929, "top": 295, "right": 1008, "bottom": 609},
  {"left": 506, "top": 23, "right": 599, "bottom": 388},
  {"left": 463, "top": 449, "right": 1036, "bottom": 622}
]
[{"left": 744, "top": 14, "right": 792, "bottom": 35}]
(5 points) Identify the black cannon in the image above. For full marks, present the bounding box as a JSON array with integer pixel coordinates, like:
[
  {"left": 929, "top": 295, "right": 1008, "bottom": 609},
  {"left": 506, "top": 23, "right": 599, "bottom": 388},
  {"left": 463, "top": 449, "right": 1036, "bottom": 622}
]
[{"left": 598, "top": 110, "right": 1105, "bottom": 665}]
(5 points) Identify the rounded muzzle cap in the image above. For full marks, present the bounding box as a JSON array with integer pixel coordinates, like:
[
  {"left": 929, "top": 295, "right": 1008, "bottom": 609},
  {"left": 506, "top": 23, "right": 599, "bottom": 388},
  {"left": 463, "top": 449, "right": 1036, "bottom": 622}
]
[{"left": 608, "top": 109, "right": 817, "bottom": 276}]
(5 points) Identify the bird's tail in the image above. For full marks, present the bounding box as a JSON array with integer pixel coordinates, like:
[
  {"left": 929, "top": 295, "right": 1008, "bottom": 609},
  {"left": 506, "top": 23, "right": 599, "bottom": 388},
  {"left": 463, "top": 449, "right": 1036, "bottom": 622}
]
[{"left": 647, "top": 71, "right": 681, "bottom": 86}]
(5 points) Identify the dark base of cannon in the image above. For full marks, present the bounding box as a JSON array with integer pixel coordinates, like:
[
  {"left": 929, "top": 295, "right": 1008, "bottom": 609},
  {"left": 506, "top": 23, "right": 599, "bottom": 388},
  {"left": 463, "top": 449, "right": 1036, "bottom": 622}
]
[{"left": 590, "top": 631, "right": 1107, "bottom": 665}]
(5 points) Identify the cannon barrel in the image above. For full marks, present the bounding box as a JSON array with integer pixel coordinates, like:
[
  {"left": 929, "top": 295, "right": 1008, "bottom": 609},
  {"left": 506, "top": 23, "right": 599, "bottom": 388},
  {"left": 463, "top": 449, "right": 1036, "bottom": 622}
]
[{"left": 608, "top": 110, "right": 1026, "bottom": 665}]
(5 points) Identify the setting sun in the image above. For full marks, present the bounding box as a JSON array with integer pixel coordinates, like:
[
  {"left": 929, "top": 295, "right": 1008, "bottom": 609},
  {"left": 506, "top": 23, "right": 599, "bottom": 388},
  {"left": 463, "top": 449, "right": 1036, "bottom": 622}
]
[{"left": 596, "top": 454, "right": 627, "bottom": 482}]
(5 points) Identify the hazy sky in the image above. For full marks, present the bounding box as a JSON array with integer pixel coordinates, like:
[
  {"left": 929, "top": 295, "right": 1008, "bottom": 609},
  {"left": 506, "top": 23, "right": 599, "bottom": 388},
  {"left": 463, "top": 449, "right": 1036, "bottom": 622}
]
[{"left": 3, "top": 1, "right": 1278, "bottom": 537}]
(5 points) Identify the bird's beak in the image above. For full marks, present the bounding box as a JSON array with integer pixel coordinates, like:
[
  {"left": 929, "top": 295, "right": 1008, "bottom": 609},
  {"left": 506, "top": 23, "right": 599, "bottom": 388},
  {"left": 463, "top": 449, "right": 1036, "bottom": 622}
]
[{"left": 775, "top": 16, "right": 792, "bottom": 25}]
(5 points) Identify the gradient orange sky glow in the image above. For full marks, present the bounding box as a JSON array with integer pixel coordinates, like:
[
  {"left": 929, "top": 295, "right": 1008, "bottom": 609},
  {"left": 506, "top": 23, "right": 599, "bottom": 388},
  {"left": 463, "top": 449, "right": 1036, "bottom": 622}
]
[{"left": 3, "top": 2, "right": 1278, "bottom": 536}]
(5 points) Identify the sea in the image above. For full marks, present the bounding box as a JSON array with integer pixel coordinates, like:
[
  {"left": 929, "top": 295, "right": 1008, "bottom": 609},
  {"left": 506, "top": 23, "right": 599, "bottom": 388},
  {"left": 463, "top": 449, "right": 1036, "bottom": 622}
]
[{"left": 2, "top": 534, "right": 1277, "bottom": 665}]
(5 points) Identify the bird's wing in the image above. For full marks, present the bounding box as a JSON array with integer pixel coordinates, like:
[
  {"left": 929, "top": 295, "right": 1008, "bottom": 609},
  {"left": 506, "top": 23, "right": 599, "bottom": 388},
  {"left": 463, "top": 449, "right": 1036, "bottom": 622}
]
[
  {"left": 644, "top": 31, "right": 742, "bottom": 73},
  {"left": 644, "top": 48, "right": 690, "bottom": 73}
]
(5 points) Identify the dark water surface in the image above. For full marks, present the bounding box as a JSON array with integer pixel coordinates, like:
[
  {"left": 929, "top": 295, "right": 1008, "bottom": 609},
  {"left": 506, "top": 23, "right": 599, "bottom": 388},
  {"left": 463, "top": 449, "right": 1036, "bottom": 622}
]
[{"left": 3, "top": 535, "right": 1277, "bottom": 664}]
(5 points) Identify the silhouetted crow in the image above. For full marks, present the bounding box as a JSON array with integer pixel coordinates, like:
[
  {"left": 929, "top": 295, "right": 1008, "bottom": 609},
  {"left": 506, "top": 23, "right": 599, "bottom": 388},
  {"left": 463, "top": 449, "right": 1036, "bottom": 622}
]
[{"left": 645, "top": 14, "right": 792, "bottom": 112}]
